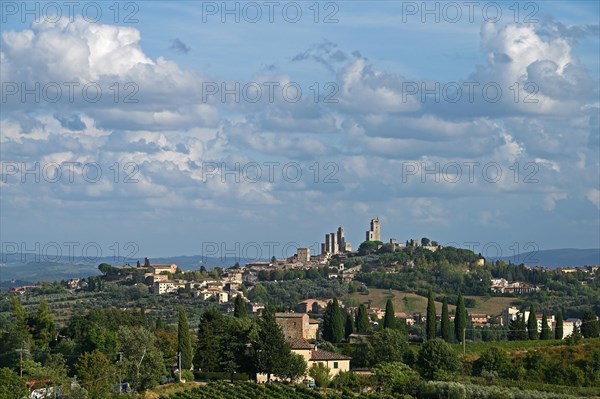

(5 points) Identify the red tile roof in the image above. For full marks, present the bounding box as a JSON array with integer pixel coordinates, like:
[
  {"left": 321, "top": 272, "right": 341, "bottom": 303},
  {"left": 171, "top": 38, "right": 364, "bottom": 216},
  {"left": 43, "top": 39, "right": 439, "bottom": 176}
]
[
  {"left": 287, "top": 338, "right": 313, "bottom": 350},
  {"left": 310, "top": 350, "right": 351, "bottom": 361}
]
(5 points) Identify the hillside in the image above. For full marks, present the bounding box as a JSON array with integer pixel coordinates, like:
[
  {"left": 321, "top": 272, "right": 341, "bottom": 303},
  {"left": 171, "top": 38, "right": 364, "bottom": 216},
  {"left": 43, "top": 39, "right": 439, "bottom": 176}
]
[{"left": 348, "top": 288, "right": 515, "bottom": 317}]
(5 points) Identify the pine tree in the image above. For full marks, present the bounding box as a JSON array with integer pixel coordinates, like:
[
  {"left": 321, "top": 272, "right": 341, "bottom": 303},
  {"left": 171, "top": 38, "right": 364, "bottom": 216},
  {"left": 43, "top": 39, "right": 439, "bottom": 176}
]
[
  {"left": 454, "top": 294, "right": 466, "bottom": 343},
  {"left": 555, "top": 310, "right": 564, "bottom": 340},
  {"left": 527, "top": 305, "right": 538, "bottom": 340},
  {"left": 441, "top": 298, "right": 451, "bottom": 342},
  {"left": 540, "top": 312, "right": 550, "bottom": 340},
  {"left": 356, "top": 304, "right": 371, "bottom": 333},
  {"left": 383, "top": 299, "right": 396, "bottom": 329},
  {"left": 344, "top": 311, "right": 355, "bottom": 339},
  {"left": 144, "top": 257, "right": 150, "bottom": 268},
  {"left": 426, "top": 289, "right": 436, "bottom": 340},
  {"left": 178, "top": 306, "right": 193, "bottom": 369},
  {"left": 233, "top": 294, "right": 248, "bottom": 318}
]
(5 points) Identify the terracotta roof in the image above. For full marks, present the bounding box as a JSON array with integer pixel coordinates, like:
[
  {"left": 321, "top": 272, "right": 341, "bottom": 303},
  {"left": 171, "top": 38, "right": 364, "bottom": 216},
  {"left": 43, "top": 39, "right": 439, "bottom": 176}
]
[
  {"left": 287, "top": 338, "right": 313, "bottom": 350},
  {"left": 310, "top": 350, "right": 351, "bottom": 361},
  {"left": 276, "top": 312, "right": 305, "bottom": 318}
]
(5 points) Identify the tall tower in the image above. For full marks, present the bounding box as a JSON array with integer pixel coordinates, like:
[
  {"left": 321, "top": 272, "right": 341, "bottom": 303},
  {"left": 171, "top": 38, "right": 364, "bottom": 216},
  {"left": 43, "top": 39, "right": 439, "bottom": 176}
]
[
  {"left": 366, "top": 218, "right": 381, "bottom": 241},
  {"left": 337, "top": 227, "right": 345, "bottom": 252},
  {"left": 330, "top": 232, "right": 338, "bottom": 254}
]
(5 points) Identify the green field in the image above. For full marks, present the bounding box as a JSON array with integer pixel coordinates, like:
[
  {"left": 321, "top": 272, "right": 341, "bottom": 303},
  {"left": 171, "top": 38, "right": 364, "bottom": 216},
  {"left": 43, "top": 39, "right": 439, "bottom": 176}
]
[{"left": 347, "top": 288, "right": 515, "bottom": 317}]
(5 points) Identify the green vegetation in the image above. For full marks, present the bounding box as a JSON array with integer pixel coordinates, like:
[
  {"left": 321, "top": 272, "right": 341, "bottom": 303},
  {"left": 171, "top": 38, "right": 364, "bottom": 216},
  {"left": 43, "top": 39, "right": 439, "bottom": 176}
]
[
  {"left": 178, "top": 306, "right": 193, "bottom": 370},
  {"left": 425, "top": 289, "right": 436, "bottom": 341}
]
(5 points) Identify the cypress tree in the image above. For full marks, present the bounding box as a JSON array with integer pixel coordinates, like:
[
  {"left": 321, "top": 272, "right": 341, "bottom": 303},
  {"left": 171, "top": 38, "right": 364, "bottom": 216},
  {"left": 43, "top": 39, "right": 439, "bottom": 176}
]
[
  {"left": 253, "top": 310, "right": 292, "bottom": 382},
  {"left": 356, "top": 304, "right": 371, "bottom": 333},
  {"left": 178, "top": 306, "right": 193, "bottom": 369},
  {"left": 527, "top": 305, "right": 538, "bottom": 340},
  {"left": 508, "top": 314, "right": 527, "bottom": 341},
  {"left": 426, "top": 289, "right": 436, "bottom": 340},
  {"left": 441, "top": 298, "right": 451, "bottom": 342},
  {"left": 555, "top": 310, "right": 564, "bottom": 340},
  {"left": 540, "top": 312, "right": 550, "bottom": 340},
  {"left": 323, "top": 298, "right": 345, "bottom": 343},
  {"left": 344, "top": 311, "right": 355, "bottom": 339},
  {"left": 383, "top": 299, "right": 396, "bottom": 329},
  {"left": 233, "top": 294, "right": 248, "bottom": 318},
  {"left": 331, "top": 298, "right": 345, "bottom": 343},
  {"left": 454, "top": 293, "right": 466, "bottom": 343}
]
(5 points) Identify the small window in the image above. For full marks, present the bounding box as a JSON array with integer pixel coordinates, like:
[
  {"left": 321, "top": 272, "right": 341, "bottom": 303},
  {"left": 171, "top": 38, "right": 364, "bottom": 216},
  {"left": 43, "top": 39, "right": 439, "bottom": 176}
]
[{"left": 333, "top": 362, "right": 339, "bottom": 369}]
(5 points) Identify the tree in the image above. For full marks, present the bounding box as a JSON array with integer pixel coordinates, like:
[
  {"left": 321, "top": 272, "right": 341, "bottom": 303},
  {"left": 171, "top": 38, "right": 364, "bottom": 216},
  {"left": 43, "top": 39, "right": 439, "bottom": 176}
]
[
  {"left": 144, "top": 257, "right": 150, "bottom": 268},
  {"left": 555, "top": 310, "right": 564, "bottom": 340},
  {"left": 356, "top": 304, "right": 371, "bottom": 333},
  {"left": 281, "top": 353, "right": 307, "bottom": 382},
  {"left": 370, "top": 329, "right": 408, "bottom": 365},
  {"left": 344, "top": 311, "right": 355, "bottom": 340},
  {"left": 527, "top": 305, "right": 538, "bottom": 340},
  {"left": 309, "top": 363, "right": 331, "bottom": 387},
  {"left": 323, "top": 298, "right": 345, "bottom": 343},
  {"left": 30, "top": 300, "right": 56, "bottom": 348},
  {"left": 421, "top": 237, "right": 430, "bottom": 246},
  {"left": 473, "top": 347, "right": 509, "bottom": 378},
  {"left": 454, "top": 294, "right": 466, "bottom": 343},
  {"left": 426, "top": 289, "right": 436, "bottom": 340},
  {"left": 0, "top": 367, "right": 28, "bottom": 399},
  {"left": 372, "top": 362, "right": 420, "bottom": 395},
  {"left": 98, "top": 263, "right": 112, "bottom": 275},
  {"left": 508, "top": 314, "right": 528, "bottom": 341},
  {"left": 233, "top": 294, "right": 248, "bottom": 318},
  {"left": 194, "top": 308, "right": 225, "bottom": 372},
  {"left": 441, "top": 298, "right": 451, "bottom": 342},
  {"left": 178, "top": 306, "right": 193, "bottom": 370},
  {"left": 383, "top": 299, "right": 396, "bottom": 329},
  {"left": 540, "top": 312, "right": 550, "bottom": 340},
  {"left": 75, "top": 350, "right": 115, "bottom": 399},
  {"left": 581, "top": 310, "right": 600, "bottom": 338},
  {"left": 118, "top": 326, "right": 165, "bottom": 392},
  {"left": 252, "top": 310, "right": 292, "bottom": 381},
  {"left": 416, "top": 339, "right": 459, "bottom": 380}
]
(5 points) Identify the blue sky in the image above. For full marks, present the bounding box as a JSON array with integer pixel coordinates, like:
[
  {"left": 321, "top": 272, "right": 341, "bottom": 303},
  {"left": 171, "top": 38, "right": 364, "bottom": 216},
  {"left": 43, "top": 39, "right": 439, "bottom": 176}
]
[{"left": 1, "top": 1, "right": 599, "bottom": 264}]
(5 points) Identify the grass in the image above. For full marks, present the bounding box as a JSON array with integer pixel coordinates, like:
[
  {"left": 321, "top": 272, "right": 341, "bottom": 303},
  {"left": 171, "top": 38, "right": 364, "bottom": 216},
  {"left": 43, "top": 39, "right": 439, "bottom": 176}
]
[{"left": 347, "top": 288, "right": 515, "bottom": 317}]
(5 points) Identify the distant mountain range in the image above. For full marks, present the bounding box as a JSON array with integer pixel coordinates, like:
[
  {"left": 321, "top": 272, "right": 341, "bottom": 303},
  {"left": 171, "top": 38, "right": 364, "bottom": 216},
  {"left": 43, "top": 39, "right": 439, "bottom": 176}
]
[
  {"left": 1, "top": 248, "right": 598, "bottom": 287},
  {"left": 488, "top": 248, "right": 600, "bottom": 268},
  {"left": 0, "top": 254, "right": 238, "bottom": 286}
]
